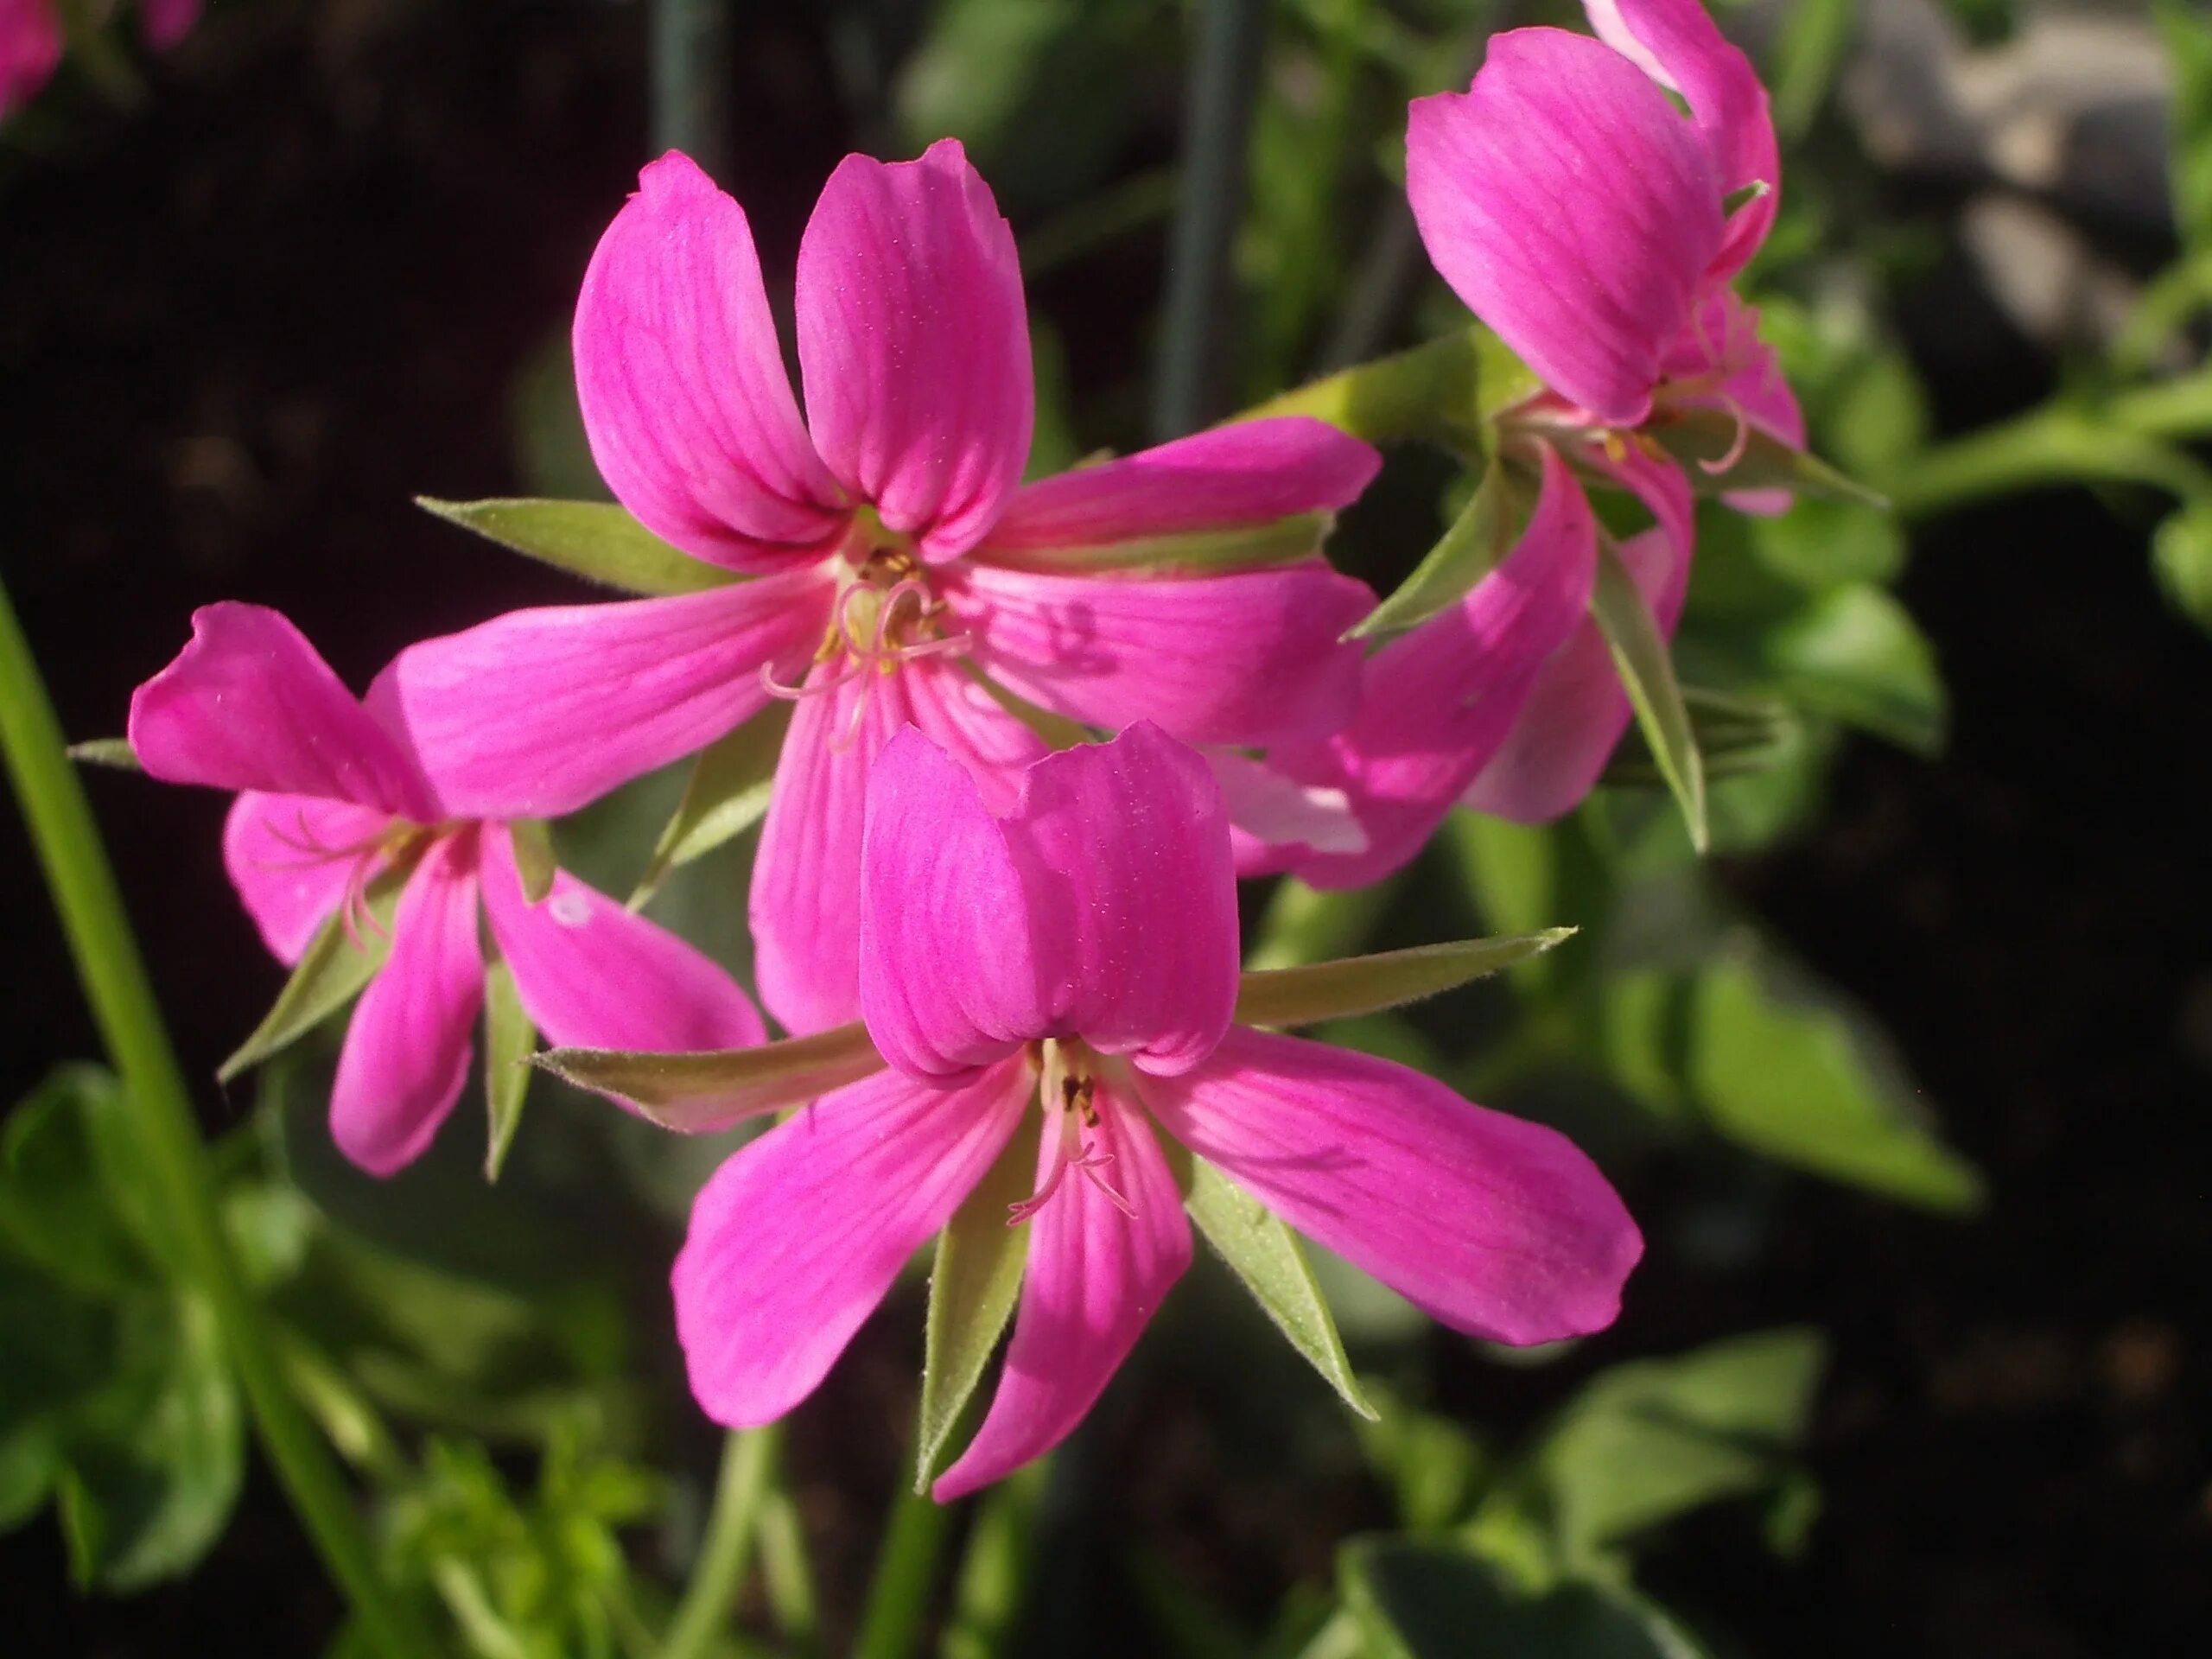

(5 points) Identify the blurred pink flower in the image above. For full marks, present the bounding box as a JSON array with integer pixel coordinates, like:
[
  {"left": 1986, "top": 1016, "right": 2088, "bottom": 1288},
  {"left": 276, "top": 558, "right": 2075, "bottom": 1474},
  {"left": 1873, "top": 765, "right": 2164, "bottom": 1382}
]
[
  {"left": 1, "top": 0, "right": 199, "bottom": 117},
  {"left": 129, "top": 603, "right": 764, "bottom": 1175},
  {"left": 638, "top": 723, "right": 1639, "bottom": 1498},
  {"left": 385, "top": 143, "right": 1381, "bottom": 1039}
]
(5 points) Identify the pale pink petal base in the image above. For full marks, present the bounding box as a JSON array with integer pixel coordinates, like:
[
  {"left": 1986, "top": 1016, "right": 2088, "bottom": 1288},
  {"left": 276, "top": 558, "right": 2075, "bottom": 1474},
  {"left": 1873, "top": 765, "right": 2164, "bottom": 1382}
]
[{"left": 223, "top": 791, "right": 393, "bottom": 965}]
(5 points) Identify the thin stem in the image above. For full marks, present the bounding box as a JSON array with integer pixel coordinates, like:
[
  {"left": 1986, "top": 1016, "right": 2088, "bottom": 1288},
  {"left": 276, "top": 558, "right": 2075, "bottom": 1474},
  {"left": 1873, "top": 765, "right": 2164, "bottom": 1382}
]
[
  {"left": 757, "top": 1490, "right": 821, "bottom": 1653},
  {"left": 849, "top": 1474, "right": 958, "bottom": 1659},
  {"left": 1885, "top": 406, "right": 2212, "bottom": 518},
  {"left": 662, "top": 1426, "right": 781, "bottom": 1659},
  {"left": 651, "top": 0, "right": 731, "bottom": 173},
  {"left": 1154, "top": 0, "right": 1273, "bottom": 439},
  {"left": 0, "top": 577, "right": 435, "bottom": 1657},
  {"left": 938, "top": 1461, "right": 1047, "bottom": 1659}
]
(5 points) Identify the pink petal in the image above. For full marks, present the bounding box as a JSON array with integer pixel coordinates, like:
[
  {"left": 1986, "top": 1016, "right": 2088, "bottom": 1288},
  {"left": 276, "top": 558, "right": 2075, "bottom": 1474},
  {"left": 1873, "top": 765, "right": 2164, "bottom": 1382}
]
[
  {"left": 575, "top": 153, "right": 849, "bottom": 570},
  {"left": 384, "top": 566, "right": 835, "bottom": 821},
  {"left": 139, "top": 0, "right": 200, "bottom": 51},
  {"left": 980, "top": 419, "right": 1381, "bottom": 553},
  {"left": 1206, "top": 749, "right": 1366, "bottom": 879},
  {"left": 945, "top": 559, "right": 1374, "bottom": 748},
  {"left": 478, "top": 825, "right": 765, "bottom": 1053},
  {"left": 1, "top": 2, "right": 63, "bottom": 116},
  {"left": 933, "top": 1081, "right": 1189, "bottom": 1500},
  {"left": 1278, "top": 449, "right": 1599, "bottom": 888},
  {"left": 795, "top": 141, "right": 1032, "bottom": 562},
  {"left": 223, "top": 791, "right": 393, "bottom": 966},
  {"left": 1585, "top": 0, "right": 1779, "bottom": 280},
  {"left": 1406, "top": 29, "right": 1722, "bottom": 425},
  {"left": 672, "top": 1056, "right": 1034, "bottom": 1427},
  {"left": 128, "top": 604, "right": 437, "bottom": 821},
  {"left": 1138, "top": 1027, "right": 1642, "bottom": 1345},
  {"left": 328, "top": 833, "right": 485, "bottom": 1177}
]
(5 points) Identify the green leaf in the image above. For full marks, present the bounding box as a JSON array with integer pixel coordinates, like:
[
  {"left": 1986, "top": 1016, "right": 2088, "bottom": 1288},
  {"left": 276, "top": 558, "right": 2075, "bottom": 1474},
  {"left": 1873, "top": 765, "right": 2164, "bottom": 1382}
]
[
  {"left": 1758, "top": 584, "right": 1946, "bottom": 753},
  {"left": 1341, "top": 1540, "right": 1710, "bottom": 1659},
  {"left": 0, "top": 1067, "right": 151, "bottom": 1296},
  {"left": 1531, "top": 1328, "right": 1827, "bottom": 1562},
  {"left": 2152, "top": 499, "right": 2212, "bottom": 632},
  {"left": 916, "top": 1128, "right": 1037, "bottom": 1491},
  {"left": 1591, "top": 540, "right": 1707, "bottom": 852},
  {"left": 982, "top": 513, "right": 1332, "bottom": 575},
  {"left": 1351, "top": 464, "right": 1517, "bottom": 640},
  {"left": 2159, "top": 0, "right": 2212, "bottom": 252},
  {"left": 1646, "top": 412, "right": 1887, "bottom": 507},
  {"left": 1686, "top": 956, "right": 1983, "bottom": 1212},
  {"left": 1233, "top": 933, "right": 1574, "bottom": 1031},
  {"left": 217, "top": 875, "right": 401, "bottom": 1084},
  {"left": 534, "top": 1020, "right": 883, "bottom": 1133},
  {"left": 1239, "top": 326, "right": 1541, "bottom": 447},
  {"left": 1599, "top": 688, "right": 1799, "bottom": 791},
  {"left": 627, "top": 703, "right": 792, "bottom": 909},
  {"left": 481, "top": 962, "right": 535, "bottom": 1183},
  {"left": 416, "top": 497, "right": 736, "bottom": 597},
  {"left": 1183, "top": 1160, "right": 1376, "bottom": 1421},
  {"left": 66, "top": 738, "right": 141, "bottom": 772},
  {"left": 506, "top": 820, "right": 557, "bottom": 906}
]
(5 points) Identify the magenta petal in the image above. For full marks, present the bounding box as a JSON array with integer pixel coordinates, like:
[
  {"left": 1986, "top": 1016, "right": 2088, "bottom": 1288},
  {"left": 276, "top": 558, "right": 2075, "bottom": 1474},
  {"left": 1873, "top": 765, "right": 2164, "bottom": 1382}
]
[
  {"left": 1280, "top": 449, "right": 1599, "bottom": 888},
  {"left": 139, "top": 0, "right": 200, "bottom": 51},
  {"left": 223, "top": 791, "right": 392, "bottom": 966},
  {"left": 933, "top": 1083, "right": 1189, "bottom": 1500},
  {"left": 672, "top": 1057, "right": 1033, "bottom": 1427},
  {"left": 1141, "top": 1027, "right": 1642, "bottom": 1344},
  {"left": 575, "top": 153, "right": 848, "bottom": 569},
  {"left": 946, "top": 559, "right": 1373, "bottom": 748},
  {"left": 328, "top": 833, "right": 484, "bottom": 1177},
  {"left": 478, "top": 825, "right": 765, "bottom": 1054},
  {"left": 1407, "top": 29, "right": 1722, "bottom": 425},
  {"left": 1, "top": 2, "right": 62, "bottom": 115},
  {"left": 129, "top": 604, "right": 436, "bottom": 820},
  {"left": 1209, "top": 749, "right": 1366, "bottom": 879},
  {"left": 1585, "top": 0, "right": 1778, "bottom": 279},
  {"left": 385, "top": 568, "right": 834, "bottom": 822},
  {"left": 981, "top": 418, "right": 1381, "bottom": 552}
]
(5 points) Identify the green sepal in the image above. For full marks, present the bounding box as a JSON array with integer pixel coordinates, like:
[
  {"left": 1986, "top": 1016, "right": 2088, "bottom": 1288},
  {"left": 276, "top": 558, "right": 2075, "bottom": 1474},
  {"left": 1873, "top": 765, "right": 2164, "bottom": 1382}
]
[
  {"left": 1238, "top": 326, "right": 1541, "bottom": 448},
  {"left": 1180, "top": 1156, "right": 1376, "bottom": 1421},
  {"left": 217, "top": 874, "right": 403, "bottom": 1084},
  {"left": 416, "top": 497, "right": 738, "bottom": 596},
  {"left": 1644, "top": 414, "right": 1887, "bottom": 507},
  {"left": 1234, "top": 933, "right": 1574, "bottom": 1031},
  {"left": 1599, "top": 689, "right": 1797, "bottom": 791},
  {"left": 506, "top": 819, "right": 558, "bottom": 906},
  {"left": 1351, "top": 463, "right": 1520, "bottom": 641},
  {"left": 978, "top": 512, "right": 1331, "bottom": 576},
  {"left": 66, "top": 739, "right": 141, "bottom": 772},
  {"left": 1591, "top": 540, "right": 1707, "bottom": 852},
  {"left": 480, "top": 961, "right": 535, "bottom": 1183},
  {"left": 534, "top": 1020, "right": 883, "bottom": 1133},
  {"left": 914, "top": 1122, "right": 1039, "bottom": 1492},
  {"left": 627, "top": 704, "right": 792, "bottom": 910}
]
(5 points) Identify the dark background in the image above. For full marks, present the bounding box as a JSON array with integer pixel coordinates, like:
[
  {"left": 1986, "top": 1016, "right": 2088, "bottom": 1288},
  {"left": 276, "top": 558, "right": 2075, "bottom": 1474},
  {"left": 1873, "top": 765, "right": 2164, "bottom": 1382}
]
[{"left": 3, "top": 1, "right": 2208, "bottom": 1653}]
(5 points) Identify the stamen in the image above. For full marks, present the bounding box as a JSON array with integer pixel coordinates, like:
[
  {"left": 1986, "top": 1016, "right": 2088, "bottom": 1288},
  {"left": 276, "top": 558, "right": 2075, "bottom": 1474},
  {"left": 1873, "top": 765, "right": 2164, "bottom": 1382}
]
[{"left": 1698, "top": 396, "right": 1753, "bottom": 476}]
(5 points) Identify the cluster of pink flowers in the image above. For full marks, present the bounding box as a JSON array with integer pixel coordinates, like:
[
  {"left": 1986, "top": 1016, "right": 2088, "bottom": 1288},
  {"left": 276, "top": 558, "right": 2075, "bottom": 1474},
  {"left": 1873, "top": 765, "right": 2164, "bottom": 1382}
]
[
  {"left": 130, "top": 0, "right": 1799, "bottom": 1493},
  {"left": 1, "top": 0, "right": 197, "bottom": 117}
]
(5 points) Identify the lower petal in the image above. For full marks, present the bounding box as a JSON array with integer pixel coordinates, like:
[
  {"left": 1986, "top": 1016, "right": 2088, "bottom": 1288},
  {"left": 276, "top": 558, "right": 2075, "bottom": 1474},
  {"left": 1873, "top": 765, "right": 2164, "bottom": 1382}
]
[
  {"left": 934, "top": 1081, "right": 1190, "bottom": 1500},
  {"left": 673, "top": 1056, "right": 1035, "bottom": 1428},
  {"left": 1138, "top": 1028, "right": 1642, "bottom": 1345},
  {"left": 223, "top": 792, "right": 392, "bottom": 965},
  {"left": 478, "top": 826, "right": 765, "bottom": 1054},
  {"left": 328, "top": 834, "right": 485, "bottom": 1177}
]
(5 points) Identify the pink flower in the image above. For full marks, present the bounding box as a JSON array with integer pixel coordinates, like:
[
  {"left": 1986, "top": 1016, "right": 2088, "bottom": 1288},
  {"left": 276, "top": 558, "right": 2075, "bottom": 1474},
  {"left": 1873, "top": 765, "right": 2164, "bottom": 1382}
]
[
  {"left": 384, "top": 143, "right": 1381, "bottom": 1039},
  {"left": 1, "top": 0, "right": 198, "bottom": 116},
  {"left": 614, "top": 723, "right": 1638, "bottom": 1498},
  {"left": 128, "top": 603, "right": 765, "bottom": 1175}
]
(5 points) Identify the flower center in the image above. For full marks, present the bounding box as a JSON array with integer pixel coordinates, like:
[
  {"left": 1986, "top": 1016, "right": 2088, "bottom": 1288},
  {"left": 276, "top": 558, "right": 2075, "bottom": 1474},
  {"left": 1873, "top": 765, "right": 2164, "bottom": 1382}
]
[
  {"left": 1007, "top": 1039, "right": 1135, "bottom": 1226},
  {"left": 760, "top": 546, "right": 972, "bottom": 742},
  {"left": 251, "top": 813, "right": 446, "bottom": 950}
]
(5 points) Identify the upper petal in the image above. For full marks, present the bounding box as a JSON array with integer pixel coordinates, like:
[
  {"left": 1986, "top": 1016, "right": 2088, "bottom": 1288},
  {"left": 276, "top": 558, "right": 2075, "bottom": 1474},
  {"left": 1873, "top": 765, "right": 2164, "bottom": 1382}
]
[
  {"left": 129, "top": 604, "right": 437, "bottom": 820},
  {"left": 223, "top": 791, "right": 393, "bottom": 966},
  {"left": 328, "top": 833, "right": 485, "bottom": 1177},
  {"left": 478, "top": 825, "right": 765, "bottom": 1054},
  {"left": 0, "top": 3, "right": 63, "bottom": 116},
  {"left": 383, "top": 567, "right": 835, "bottom": 821},
  {"left": 672, "top": 1056, "right": 1034, "bottom": 1427},
  {"left": 933, "top": 1081, "right": 1190, "bottom": 1500},
  {"left": 979, "top": 419, "right": 1380, "bottom": 553},
  {"left": 795, "top": 140, "right": 1032, "bottom": 561},
  {"left": 1584, "top": 0, "right": 1778, "bottom": 280},
  {"left": 575, "top": 153, "right": 849, "bottom": 570},
  {"left": 1138, "top": 1027, "right": 1642, "bottom": 1345},
  {"left": 1406, "top": 29, "right": 1723, "bottom": 425},
  {"left": 945, "top": 559, "right": 1375, "bottom": 748}
]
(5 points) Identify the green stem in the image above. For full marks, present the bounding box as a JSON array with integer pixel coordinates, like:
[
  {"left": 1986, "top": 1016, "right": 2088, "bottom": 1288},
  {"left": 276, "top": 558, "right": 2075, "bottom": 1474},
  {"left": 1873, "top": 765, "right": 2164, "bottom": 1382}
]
[
  {"left": 662, "top": 1426, "right": 780, "bottom": 1659},
  {"left": 849, "top": 1475, "right": 958, "bottom": 1659},
  {"left": 938, "top": 1462, "right": 1047, "bottom": 1659},
  {"left": 1885, "top": 405, "right": 2212, "bottom": 518},
  {"left": 0, "top": 578, "right": 435, "bottom": 1656},
  {"left": 651, "top": 0, "right": 731, "bottom": 172}
]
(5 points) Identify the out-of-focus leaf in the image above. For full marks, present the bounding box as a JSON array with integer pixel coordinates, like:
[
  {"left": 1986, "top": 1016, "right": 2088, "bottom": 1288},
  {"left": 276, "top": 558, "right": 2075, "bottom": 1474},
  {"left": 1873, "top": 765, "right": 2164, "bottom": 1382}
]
[
  {"left": 1244, "top": 878, "right": 1399, "bottom": 973},
  {"left": 0, "top": 1067, "right": 150, "bottom": 1295},
  {"left": 1758, "top": 584, "right": 1946, "bottom": 753},
  {"left": 505, "top": 819, "right": 557, "bottom": 906},
  {"left": 2159, "top": 0, "right": 2212, "bottom": 252},
  {"left": 480, "top": 961, "right": 534, "bottom": 1184},
  {"left": 917, "top": 1129, "right": 1035, "bottom": 1491},
  {"left": 629, "top": 704, "right": 791, "bottom": 909},
  {"left": 1526, "top": 1328, "right": 1826, "bottom": 1564},
  {"left": 1233, "top": 933, "right": 1574, "bottom": 1031},
  {"left": 1353, "top": 1384, "right": 1486, "bottom": 1534},
  {"left": 1749, "top": 497, "right": 1906, "bottom": 591},
  {"left": 2152, "top": 500, "right": 2212, "bottom": 632},
  {"left": 66, "top": 738, "right": 141, "bottom": 771},
  {"left": 1770, "top": 0, "right": 1855, "bottom": 139},
  {"left": 1351, "top": 462, "right": 1517, "bottom": 639},
  {"left": 1182, "top": 1159, "right": 1376, "bottom": 1421},
  {"left": 1341, "top": 1540, "right": 1711, "bottom": 1659},
  {"left": 1592, "top": 540, "right": 1707, "bottom": 853},
  {"left": 1599, "top": 689, "right": 1798, "bottom": 791},
  {"left": 218, "top": 874, "right": 401, "bottom": 1084},
  {"left": 416, "top": 497, "right": 732, "bottom": 597},
  {"left": 1648, "top": 411, "right": 1886, "bottom": 507},
  {"left": 535, "top": 1021, "right": 883, "bottom": 1133}
]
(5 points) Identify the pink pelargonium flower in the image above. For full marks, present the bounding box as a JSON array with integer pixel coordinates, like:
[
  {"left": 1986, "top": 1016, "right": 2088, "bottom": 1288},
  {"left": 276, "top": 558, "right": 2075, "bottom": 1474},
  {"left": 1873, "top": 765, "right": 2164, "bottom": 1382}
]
[
  {"left": 128, "top": 604, "right": 766, "bottom": 1175},
  {"left": 597, "top": 723, "right": 1638, "bottom": 1499},
  {"left": 2, "top": 0, "right": 198, "bottom": 116},
  {"left": 384, "top": 143, "right": 1381, "bottom": 1039}
]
